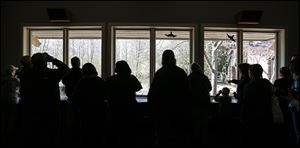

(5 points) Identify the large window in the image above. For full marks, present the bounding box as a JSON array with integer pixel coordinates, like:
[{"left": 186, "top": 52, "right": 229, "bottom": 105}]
[
  {"left": 29, "top": 28, "right": 102, "bottom": 75},
  {"left": 27, "top": 27, "right": 102, "bottom": 100},
  {"left": 25, "top": 26, "right": 280, "bottom": 102},
  {"left": 204, "top": 29, "right": 278, "bottom": 101},
  {"left": 113, "top": 27, "right": 194, "bottom": 98}
]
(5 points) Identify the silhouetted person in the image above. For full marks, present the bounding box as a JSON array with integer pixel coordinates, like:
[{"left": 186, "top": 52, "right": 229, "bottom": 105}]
[
  {"left": 1, "top": 65, "right": 20, "bottom": 146},
  {"left": 215, "top": 87, "right": 232, "bottom": 120},
  {"left": 18, "top": 55, "right": 32, "bottom": 107},
  {"left": 229, "top": 63, "right": 250, "bottom": 111},
  {"left": 274, "top": 67, "right": 294, "bottom": 99},
  {"left": 227, "top": 63, "right": 250, "bottom": 146},
  {"left": 20, "top": 52, "right": 69, "bottom": 146},
  {"left": 106, "top": 60, "right": 142, "bottom": 147},
  {"left": 62, "top": 56, "right": 82, "bottom": 101},
  {"left": 273, "top": 66, "right": 294, "bottom": 146},
  {"left": 214, "top": 87, "right": 233, "bottom": 145},
  {"left": 241, "top": 64, "right": 273, "bottom": 146},
  {"left": 148, "top": 50, "right": 190, "bottom": 147},
  {"left": 17, "top": 55, "right": 32, "bottom": 146},
  {"left": 62, "top": 56, "right": 83, "bottom": 143},
  {"left": 187, "top": 63, "right": 212, "bottom": 146},
  {"left": 288, "top": 57, "right": 299, "bottom": 146},
  {"left": 73, "top": 63, "right": 107, "bottom": 147}
]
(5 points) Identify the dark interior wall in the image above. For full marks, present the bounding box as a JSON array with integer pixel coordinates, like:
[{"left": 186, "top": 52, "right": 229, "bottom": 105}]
[{"left": 1, "top": 1, "right": 299, "bottom": 73}]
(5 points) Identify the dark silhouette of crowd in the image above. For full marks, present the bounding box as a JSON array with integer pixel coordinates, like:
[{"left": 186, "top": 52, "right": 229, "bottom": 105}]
[{"left": 1, "top": 51, "right": 299, "bottom": 147}]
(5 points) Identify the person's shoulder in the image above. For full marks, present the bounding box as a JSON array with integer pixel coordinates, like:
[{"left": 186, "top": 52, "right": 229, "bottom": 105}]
[
  {"left": 70, "top": 67, "right": 80, "bottom": 71},
  {"left": 189, "top": 71, "right": 207, "bottom": 78},
  {"left": 188, "top": 71, "right": 197, "bottom": 77},
  {"left": 241, "top": 77, "right": 250, "bottom": 83},
  {"left": 156, "top": 67, "right": 164, "bottom": 73},
  {"left": 261, "top": 78, "right": 272, "bottom": 84},
  {"left": 95, "top": 76, "right": 104, "bottom": 81},
  {"left": 175, "top": 65, "right": 184, "bottom": 71},
  {"left": 175, "top": 66, "right": 187, "bottom": 75},
  {"left": 107, "top": 75, "right": 117, "bottom": 81},
  {"left": 80, "top": 75, "right": 102, "bottom": 83},
  {"left": 244, "top": 79, "right": 254, "bottom": 87},
  {"left": 129, "top": 74, "right": 138, "bottom": 80},
  {"left": 154, "top": 68, "right": 164, "bottom": 76}
]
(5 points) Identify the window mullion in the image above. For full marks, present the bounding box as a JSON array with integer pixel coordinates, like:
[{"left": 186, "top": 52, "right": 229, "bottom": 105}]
[
  {"left": 112, "top": 28, "right": 116, "bottom": 75},
  {"left": 150, "top": 28, "right": 155, "bottom": 84},
  {"left": 189, "top": 29, "right": 193, "bottom": 72},
  {"left": 63, "top": 28, "right": 69, "bottom": 65},
  {"left": 28, "top": 29, "right": 32, "bottom": 56},
  {"left": 238, "top": 31, "right": 243, "bottom": 64}
]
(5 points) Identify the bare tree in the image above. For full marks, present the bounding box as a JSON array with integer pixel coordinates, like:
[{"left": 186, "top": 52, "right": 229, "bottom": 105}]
[
  {"left": 210, "top": 41, "right": 223, "bottom": 95},
  {"left": 90, "top": 40, "right": 95, "bottom": 63},
  {"left": 135, "top": 40, "right": 142, "bottom": 78}
]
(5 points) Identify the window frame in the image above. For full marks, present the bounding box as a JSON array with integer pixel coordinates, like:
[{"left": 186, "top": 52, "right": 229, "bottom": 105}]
[
  {"left": 22, "top": 24, "right": 285, "bottom": 100},
  {"left": 203, "top": 26, "right": 283, "bottom": 97},
  {"left": 23, "top": 25, "right": 104, "bottom": 77}
]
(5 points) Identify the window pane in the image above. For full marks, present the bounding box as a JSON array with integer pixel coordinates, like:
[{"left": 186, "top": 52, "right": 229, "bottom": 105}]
[
  {"left": 30, "top": 30, "right": 63, "bottom": 68},
  {"left": 243, "top": 32, "right": 276, "bottom": 83},
  {"left": 115, "top": 30, "right": 150, "bottom": 96},
  {"left": 204, "top": 31, "right": 238, "bottom": 98},
  {"left": 156, "top": 31, "right": 191, "bottom": 74},
  {"left": 68, "top": 30, "right": 102, "bottom": 76}
]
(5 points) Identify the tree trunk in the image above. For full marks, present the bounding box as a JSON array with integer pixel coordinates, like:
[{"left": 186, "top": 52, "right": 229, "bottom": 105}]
[{"left": 211, "top": 41, "right": 223, "bottom": 95}]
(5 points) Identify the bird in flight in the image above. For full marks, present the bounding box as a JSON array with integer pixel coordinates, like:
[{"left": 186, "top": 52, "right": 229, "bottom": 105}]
[
  {"left": 227, "top": 34, "right": 235, "bottom": 42},
  {"left": 165, "top": 32, "right": 176, "bottom": 38}
]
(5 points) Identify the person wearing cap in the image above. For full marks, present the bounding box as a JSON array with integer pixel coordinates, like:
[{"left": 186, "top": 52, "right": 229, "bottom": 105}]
[
  {"left": 1, "top": 64, "right": 20, "bottom": 146},
  {"left": 1, "top": 65, "right": 20, "bottom": 104}
]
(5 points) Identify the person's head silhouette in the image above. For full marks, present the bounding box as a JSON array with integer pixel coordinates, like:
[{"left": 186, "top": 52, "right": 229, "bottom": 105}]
[
  {"left": 31, "top": 53, "right": 47, "bottom": 68},
  {"left": 191, "top": 63, "right": 202, "bottom": 73},
  {"left": 249, "top": 64, "right": 263, "bottom": 79},
  {"left": 279, "top": 66, "right": 292, "bottom": 78},
  {"left": 162, "top": 50, "right": 176, "bottom": 67},
  {"left": 71, "top": 57, "right": 80, "bottom": 68},
  {"left": 20, "top": 55, "right": 31, "bottom": 67},
  {"left": 6, "top": 65, "right": 18, "bottom": 77},
  {"left": 238, "top": 63, "right": 250, "bottom": 78},
  {"left": 221, "top": 87, "right": 230, "bottom": 96},
  {"left": 82, "top": 63, "right": 98, "bottom": 76},
  {"left": 115, "top": 60, "right": 132, "bottom": 76}
]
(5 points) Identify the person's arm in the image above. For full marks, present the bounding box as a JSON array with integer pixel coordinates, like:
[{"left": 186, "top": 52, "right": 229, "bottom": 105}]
[
  {"left": 214, "top": 90, "right": 222, "bottom": 102},
  {"left": 132, "top": 75, "right": 142, "bottom": 92},
  {"left": 228, "top": 79, "right": 240, "bottom": 84},
  {"left": 205, "top": 76, "right": 212, "bottom": 92},
  {"left": 233, "top": 92, "right": 238, "bottom": 99},
  {"left": 44, "top": 53, "right": 69, "bottom": 80}
]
